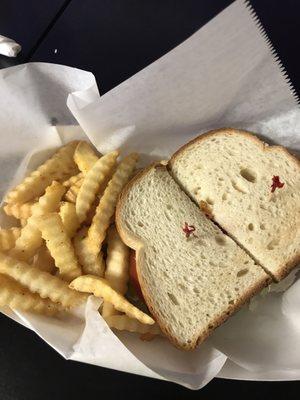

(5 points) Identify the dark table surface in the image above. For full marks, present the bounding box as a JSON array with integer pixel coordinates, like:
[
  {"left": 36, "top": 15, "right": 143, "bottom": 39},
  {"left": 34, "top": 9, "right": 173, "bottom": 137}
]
[{"left": 0, "top": 1, "right": 299, "bottom": 399}]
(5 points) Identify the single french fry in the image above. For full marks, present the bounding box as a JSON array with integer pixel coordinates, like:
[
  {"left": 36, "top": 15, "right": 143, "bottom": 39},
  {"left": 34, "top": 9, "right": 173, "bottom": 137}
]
[
  {"left": 85, "top": 198, "right": 98, "bottom": 225},
  {"left": 0, "top": 274, "right": 62, "bottom": 315},
  {"left": 5, "top": 141, "right": 78, "bottom": 204},
  {"left": 87, "top": 153, "right": 138, "bottom": 255},
  {"left": 10, "top": 182, "right": 65, "bottom": 261},
  {"left": 59, "top": 202, "right": 80, "bottom": 238},
  {"left": 37, "top": 213, "right": 81, "bottom": 282},
  {"left": 0, "top": 228, "right": 21, "bottom": 251},
  {"left": 62, "top": 172, "right": 84, "bottom": 188},
  {"left": 102, "top": 226, "right": 129, "bottom": 318},
  {"left": 0, "top": 253, "right": 86, "bottom": 308},
  {"left": 76, "top": 151, "right": 118, "bottom": 223},
  {"left": 31, "top": 245, "right": 56, "bottom": 274},
  {"left": 74, "top": 142, "right": 99, "bottom": 173},
  {"left": 70, "top": 275, "right": 154, "bottom": 325},
  {"left": 73, "top": 228, "right": 105, "bottom": 277},
  {"left": 64, "top": 177, "right": 84, "bottom": 203},
  {"left": 3, "top": 201, "right": 34, "bottom": 219},
  {"left": 105, "top": 315, "right": 161, "bottom": 334}
]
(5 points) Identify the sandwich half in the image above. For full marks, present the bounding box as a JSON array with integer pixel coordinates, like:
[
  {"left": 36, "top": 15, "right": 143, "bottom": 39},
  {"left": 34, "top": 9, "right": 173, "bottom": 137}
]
[
  {"left": 116, "top": 164, "right": 270, "bottom": 349},
  {"left": 169, "top": 128, "right": 300, "bottom": 281}
]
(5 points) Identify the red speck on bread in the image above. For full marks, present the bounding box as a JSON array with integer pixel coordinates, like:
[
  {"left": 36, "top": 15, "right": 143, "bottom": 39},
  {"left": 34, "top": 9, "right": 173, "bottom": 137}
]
[
  {"left": 271, "top": 176, "right": 284, "bottom": 193},
  {"left": 182, "top": 222, "right": 197, "bottom": 238}
]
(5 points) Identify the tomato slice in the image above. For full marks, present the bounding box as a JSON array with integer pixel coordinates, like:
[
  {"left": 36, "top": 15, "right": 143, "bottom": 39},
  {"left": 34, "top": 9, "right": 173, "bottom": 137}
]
[{"left": 129, "top": 250, "right": 145, "bottom": 302}]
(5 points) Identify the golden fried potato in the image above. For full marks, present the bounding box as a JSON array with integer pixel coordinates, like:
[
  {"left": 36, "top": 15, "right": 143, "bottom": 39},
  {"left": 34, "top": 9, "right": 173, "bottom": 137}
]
[
  {"left": 5, "top": 141, "right": 78, "bottom": 204},
  {"left": 70, "top": 275, "right": 154, "bottom": 325},
  {"left": 0, "top": 253, "right": 86, "bottom": 308},
  {"left": 74, "top": 142, "right": 99, "bottom": 173},
  {"left": 62, "top": 172, "right": 84, "bottom": 188},
  {"left": 76, "top": 151, "right": 118, "bottom": 223},
  {"left": 10, "top": 182, "right": 65, "bottom": 261},
  {"left": 3, "top": 201, "right": 34, "bottom": 219},
  {"left": 59, "top": 202, "right": 80, "bottom": 238},
  {"left": 0, "top": 274, "right": 62, "bottom": 315},
  {"left": 102, "top": 226, "right": 129, "bottom": 318},
  {"left": 73, "top": 227, "right": 105, "bottom": 277},
  {"left": 64, "top": 177, "right": 83, "bottom": 203},
  {"left": 87, "top": 153, "right": 138, "bottom": 257},
  {"left": 104, "top": 315, "right": 161, "bottom": 334},
  {"left": 37, "top": 213, "right": 81, "bottom": 282},
  {"left": 0, "top": 228, "right": 21, "bottom": 252}
]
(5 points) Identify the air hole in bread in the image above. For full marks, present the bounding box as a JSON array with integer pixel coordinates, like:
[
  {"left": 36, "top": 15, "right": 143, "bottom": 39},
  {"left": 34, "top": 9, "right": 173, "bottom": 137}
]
[
  {"left": 178, "top": 283, "right": 187, "bottom": 291},
  {"left": 193, "top": 287, "right": 200, "bottom": 294},
  {"left": 206, "top": 197, "right": 214, "bottom": 205},
  {"left": 167, "top": 292, "right": 179, "bottom": 305},
  {"left": 248, "top": 238, "right": 253, "bottom": 243},
  {"left": 137, "top": 221, "right": 144, "bottom": 227},
  {"left": 244, "top": 260, "right": 249, "bottom": 265},
  {"left": 240, "top": 168, "right": 256, "bottom": 183},
  {"left": 215, "top": 235, "right": 226, "bottom": 245},
  {"left": 164, "top": 211, "right": 171, "bottom": 221},
  {"left": 248, "top": 223, "right": 254, "bottom": 231},
  {"left": 218, "top": 177, "right": 224, "bottom": 181},
  {"left": 228, "top": 300, "right": 234, "bottom": 305},
  {"left": 193, "top": 186, "right": 201, "bottom": 195},
  {"left": 166, "top": 204, "right": 172, "bottom": 210},
  {"left": 237, "top": 268, "right": 249, "bottom": 277},
  {"left": 231, "top": 180, "right": 248, "bottom": 194},
  {"left": 267, "top": 239, "right": 279, "bottom": 250},
  {"left": 209, "top": 261, "right": 215, "bottom": 267},
  {"left": 260, "top": 223, "right": 266, "bottom": 230},
  {"left": 222, "top": 193, "right": 227, "bottom": 201}
]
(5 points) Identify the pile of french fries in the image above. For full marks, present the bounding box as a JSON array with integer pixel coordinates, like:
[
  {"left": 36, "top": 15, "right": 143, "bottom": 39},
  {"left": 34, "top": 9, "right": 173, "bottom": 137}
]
[{"left": 0, "top": 141, "right": 160, "bottom": 338}]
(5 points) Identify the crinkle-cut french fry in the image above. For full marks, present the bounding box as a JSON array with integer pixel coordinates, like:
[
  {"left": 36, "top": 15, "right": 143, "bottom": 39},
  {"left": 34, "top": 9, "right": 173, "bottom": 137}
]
[
  {"left": 0, "top": 228, "right": 21, "bottom": 251},
  {"left": 76, "top": 151, "right": 119, "bottom": 223},
  {"left": 105, "top": 315, "right": 161, "bottom": 334},
  {"left": 85, "top": 198, "right": 98, "bottom": 225},
  {"left": 10, "top": 182, "right": 65, "bottom": 261},
  {"left": 31, "top": 245, "right": 56, "bottom": 274},
  {"left": 64, "top": 177, "right": 83, "bottom": 203},
  {"left": 102, "top": 225, "right": 129, "bottom": 318},
  {"left": 62, "top": 172, "right": 84, "bottom": 188},
  {"left": 74, "top": 141, "right": 99, "bottom": 173},
  {"left": 70, "top": 275, "right": 154, "bottom": 325},
  {"left": 3, "top": 201, "right": 34, "bottom": 219},
  {"left": 38, "top": 213, "right": 81, "bottom": 282},
  {"left": 59, "top": 202, "right": 80, "bottom": 238},
  {"left": 0, "top": 253, "right": 86, "bottom": 308},
  {"left": 5, "top": 141, "right": 78, "bottom": 204},
  {"left": 87, "top": 153, "right": 139, "bottom": 254},
  {"left": 0, "top": 274, "right": 63, "bottom": 315},
  {"left": 73, "top": 228, "right": 105, "bottom": 277}
]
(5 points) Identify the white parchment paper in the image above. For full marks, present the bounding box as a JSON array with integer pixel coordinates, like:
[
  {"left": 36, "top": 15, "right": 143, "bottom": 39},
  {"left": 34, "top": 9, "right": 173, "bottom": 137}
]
[{"left": 0, "top": 0, "right": 299, "bottom": 390}]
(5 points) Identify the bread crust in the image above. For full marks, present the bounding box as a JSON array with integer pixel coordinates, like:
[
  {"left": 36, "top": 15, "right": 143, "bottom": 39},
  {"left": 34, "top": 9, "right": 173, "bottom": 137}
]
[
  {"left": 116, "top": 163, "right": 272, "bottom": 350},
  {"left": 169, "top": 128, "right": 300, "bottom": 282}
]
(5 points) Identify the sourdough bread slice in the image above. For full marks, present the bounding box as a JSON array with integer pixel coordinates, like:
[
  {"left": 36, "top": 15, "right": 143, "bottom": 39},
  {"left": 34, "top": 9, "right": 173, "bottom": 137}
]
[
  {"left": 169, "top": 128, "right": 300, "bottom": 281},
  {"left": 116, "top": 164, "right": 270, "bottom": 350}
]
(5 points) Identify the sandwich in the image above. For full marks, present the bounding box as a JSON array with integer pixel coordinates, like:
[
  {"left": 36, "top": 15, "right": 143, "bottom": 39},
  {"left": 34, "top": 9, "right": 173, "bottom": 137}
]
[{"left": 116, "top": 128, "right": 300, "bottom": 350}]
